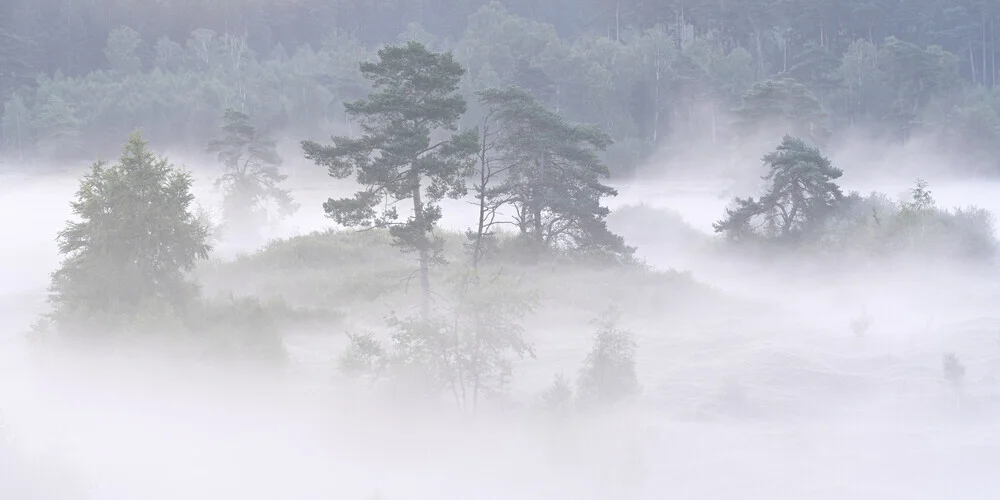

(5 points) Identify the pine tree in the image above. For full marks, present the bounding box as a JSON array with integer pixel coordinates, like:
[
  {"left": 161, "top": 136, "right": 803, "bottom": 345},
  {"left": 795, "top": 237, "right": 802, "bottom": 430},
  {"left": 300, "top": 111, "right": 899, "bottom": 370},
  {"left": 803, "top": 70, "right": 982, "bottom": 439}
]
[
  {"left": 476, "top": 86, "right": 632, "bottom": 259},
  {"left": 302, "top": 41, "right": 477, "bottom": 317},
  {"left": 207, "top": 108, "right": 297, "bottom": 244},
  {"left": 714, "top": 135, "right": 844, "bottom": 243}
]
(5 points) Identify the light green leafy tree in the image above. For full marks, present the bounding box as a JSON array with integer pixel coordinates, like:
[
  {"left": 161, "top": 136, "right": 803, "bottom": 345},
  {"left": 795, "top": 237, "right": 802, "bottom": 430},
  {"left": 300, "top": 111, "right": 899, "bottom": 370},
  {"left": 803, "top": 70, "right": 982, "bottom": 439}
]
[{"left": 47, "top": 131, "right": 211, "bottom": 333}]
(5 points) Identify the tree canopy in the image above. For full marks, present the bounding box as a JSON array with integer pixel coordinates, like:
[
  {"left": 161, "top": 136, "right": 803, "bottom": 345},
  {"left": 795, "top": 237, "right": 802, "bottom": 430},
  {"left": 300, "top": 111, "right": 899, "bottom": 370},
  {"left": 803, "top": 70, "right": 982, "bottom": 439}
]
[
  {"left": 477, "top": 86, "right": 631, "bottom": 258},
  {"left": 3, "top": 0, "right": 1000, "bottom": 174},
  {"left": 48, "top": 131, "right": 211, "bottom": 331},
  {"left": 714, "top": 135, "right": 845, "bottom": 243},
  {"left": 207, "top": 108, "right": 297, "bottom": 243},
  {"left": 302, "top": 41, "right": 478, "bottom": 316}
]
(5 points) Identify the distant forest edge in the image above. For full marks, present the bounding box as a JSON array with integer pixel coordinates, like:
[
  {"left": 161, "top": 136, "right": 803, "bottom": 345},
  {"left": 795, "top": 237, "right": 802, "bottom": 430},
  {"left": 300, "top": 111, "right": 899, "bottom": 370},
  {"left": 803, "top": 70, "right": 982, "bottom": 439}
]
[{"left": 3, "top": 0, "right": 1000, "bottom": 175}]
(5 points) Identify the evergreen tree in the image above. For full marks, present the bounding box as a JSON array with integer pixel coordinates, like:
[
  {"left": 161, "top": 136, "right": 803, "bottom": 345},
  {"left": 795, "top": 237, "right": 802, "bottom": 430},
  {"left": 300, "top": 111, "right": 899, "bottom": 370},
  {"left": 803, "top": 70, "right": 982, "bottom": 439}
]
[
  {"left": 47, "top": 131, "right": 211, "bottom": 333},
  {"left": 714, "top": 135, "right": 845, "bottom": 243},
  {"left": 302, "top": 41, "right": 477, "bottom": 317},
  {"left": 207, "top": 108, "right": 297, "bottom": 244},
  {"left": 476, "top": 86, "right": 632, "bottom": 258}
]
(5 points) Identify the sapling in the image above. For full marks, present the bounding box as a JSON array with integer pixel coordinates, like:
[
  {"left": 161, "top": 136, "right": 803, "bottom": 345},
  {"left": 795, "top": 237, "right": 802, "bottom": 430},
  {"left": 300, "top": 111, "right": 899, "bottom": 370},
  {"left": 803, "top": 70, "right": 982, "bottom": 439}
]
[
  {"left": 943, "top": 352, "right": 966, "bottom": 411},
  {"left": 577, "top": 309, "right": 640, "bottom": 408},
  {"left": 850, "top": 308, "right": 873, "bottom": 338}
]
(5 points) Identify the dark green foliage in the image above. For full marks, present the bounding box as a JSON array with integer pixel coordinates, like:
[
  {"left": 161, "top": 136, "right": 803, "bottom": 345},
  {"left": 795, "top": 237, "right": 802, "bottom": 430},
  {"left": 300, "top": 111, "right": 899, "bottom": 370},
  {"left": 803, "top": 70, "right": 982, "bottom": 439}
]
[
  {"left": 47, "top": 131, "right": 211, "bottom": 333},
  {"left": 476, "top": 86, "right": 632, "bottom": 259},
  {"left": 302, "top": 41, "right": 478, "bottom": 315},
  {"left": 714, "top": 135, "right": 845, "bottom": 243},
  {"left": 733, "top": 78, "right": 832, "bottom": 145},
  {"left": 207, "top": 108, "right": 297, "bottom": 243},
  {"left": 6, "top": 1, "right": 1000, "bottom": 175}
]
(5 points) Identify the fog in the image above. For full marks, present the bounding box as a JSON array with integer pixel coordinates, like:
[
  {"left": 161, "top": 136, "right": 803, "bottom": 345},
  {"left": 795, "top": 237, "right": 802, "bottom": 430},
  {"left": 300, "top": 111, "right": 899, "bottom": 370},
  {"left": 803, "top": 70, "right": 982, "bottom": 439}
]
[{"left": 3, "top": 137, "right": 1000, "bottom": 499}]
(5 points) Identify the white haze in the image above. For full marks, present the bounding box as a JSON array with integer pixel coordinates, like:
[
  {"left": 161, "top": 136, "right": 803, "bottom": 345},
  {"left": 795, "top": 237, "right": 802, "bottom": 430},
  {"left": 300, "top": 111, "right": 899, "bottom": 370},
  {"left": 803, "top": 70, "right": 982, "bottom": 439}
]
[{"left": 3, "top": 136, "right": 1000, "bottom": 499}]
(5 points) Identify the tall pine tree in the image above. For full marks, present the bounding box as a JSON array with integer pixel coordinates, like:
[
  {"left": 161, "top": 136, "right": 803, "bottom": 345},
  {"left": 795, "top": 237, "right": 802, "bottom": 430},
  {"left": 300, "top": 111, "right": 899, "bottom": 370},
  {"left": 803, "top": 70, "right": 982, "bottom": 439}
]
[{"left": 302, "top": 42, "right": 477, "bottom": 317}]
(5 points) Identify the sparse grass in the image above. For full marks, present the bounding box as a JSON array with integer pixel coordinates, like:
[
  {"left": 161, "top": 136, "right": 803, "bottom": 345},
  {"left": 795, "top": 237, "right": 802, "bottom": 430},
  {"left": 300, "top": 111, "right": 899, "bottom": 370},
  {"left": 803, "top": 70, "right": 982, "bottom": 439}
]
[{"left": 198, "top": 227, "right": 729, "bottom": 335}]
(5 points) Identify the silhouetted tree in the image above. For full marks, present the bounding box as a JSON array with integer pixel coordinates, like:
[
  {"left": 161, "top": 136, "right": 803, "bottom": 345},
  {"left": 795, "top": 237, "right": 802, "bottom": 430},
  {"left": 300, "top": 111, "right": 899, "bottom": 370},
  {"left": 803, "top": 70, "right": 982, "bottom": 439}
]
[{"left": 714, "top": 135, "right": 844, "bottom": 243}]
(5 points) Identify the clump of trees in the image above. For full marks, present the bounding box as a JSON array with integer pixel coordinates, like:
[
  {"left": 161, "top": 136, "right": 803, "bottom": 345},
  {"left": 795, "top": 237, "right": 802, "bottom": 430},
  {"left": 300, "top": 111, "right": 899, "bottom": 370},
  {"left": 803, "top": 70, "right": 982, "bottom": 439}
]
[
  {"left": 475, "top": 86, "right": 633, "bottom": 260},
  {"left": 33, "top": 40, "right": 641, "bottom": 411},
  {"left": 309, "top": 42, "right": 636, "bottom": 412},
  {"left": 715, "top": 135, "right": 997, "bottom": 263}
]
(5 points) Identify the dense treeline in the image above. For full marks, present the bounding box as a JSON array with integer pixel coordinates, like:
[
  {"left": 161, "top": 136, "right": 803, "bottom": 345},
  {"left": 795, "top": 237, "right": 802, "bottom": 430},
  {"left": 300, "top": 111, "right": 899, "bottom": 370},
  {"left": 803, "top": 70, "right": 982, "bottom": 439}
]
[{"left": 3, "top": 0, "right": 1000, "bottom": 174}]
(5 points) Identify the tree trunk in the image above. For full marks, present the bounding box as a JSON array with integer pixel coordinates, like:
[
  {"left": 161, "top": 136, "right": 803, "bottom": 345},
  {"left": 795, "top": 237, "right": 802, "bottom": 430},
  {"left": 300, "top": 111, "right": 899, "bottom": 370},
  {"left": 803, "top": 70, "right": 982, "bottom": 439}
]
[
  {"left": 983, "top": 17, "right": 988, "bottom": 87},
  {"left": 15, "top": 109, "right": 22, "bottom": 162},
  {"left": 533, "top": 157, "right": 545, "bottom": 248},
  {"left": 411, "top": 174, "right": 431, "bottom": 319},
  {"left": 615, "top": 0, "right": 621, "bottom": 43},
  {"left": 473, "top": 130, "right": 489, "bottom": 269},
  {"left": 711, "top": 102, "right": 717, "bottom": 144},
  {"left": 969, "top": 43, "right": 978, "bottom": 85},
  {"left": 653, "top": 55, "right": 660, "bottom": 144}
]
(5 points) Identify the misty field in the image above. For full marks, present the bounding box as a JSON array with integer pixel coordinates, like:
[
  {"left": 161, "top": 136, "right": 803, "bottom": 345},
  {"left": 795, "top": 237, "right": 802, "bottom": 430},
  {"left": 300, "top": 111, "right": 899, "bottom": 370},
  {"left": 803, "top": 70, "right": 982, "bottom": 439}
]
[
  {"left": 7, "top": 2, "right": 1000, "bottom": 495},
  {"left": 4, "top": 161, "right": 1000, "bottom": 499}
]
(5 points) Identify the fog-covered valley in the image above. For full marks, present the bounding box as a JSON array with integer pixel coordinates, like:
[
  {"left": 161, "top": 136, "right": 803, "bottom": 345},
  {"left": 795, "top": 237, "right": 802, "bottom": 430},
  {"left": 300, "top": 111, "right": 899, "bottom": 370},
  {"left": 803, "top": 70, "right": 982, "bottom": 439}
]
[
  {"left": 4, "top": 153, "right": 1000, "bottom": 499},
  {"left": 6, "top": 0, "right": 1000, "bottom": 496}
]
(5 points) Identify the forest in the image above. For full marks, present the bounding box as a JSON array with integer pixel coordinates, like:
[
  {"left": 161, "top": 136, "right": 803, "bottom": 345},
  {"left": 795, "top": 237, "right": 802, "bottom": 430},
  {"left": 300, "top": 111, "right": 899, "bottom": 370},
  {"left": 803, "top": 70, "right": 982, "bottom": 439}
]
[{"left": 3, "top": 0, "right": 1000, "bottom": 175}]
